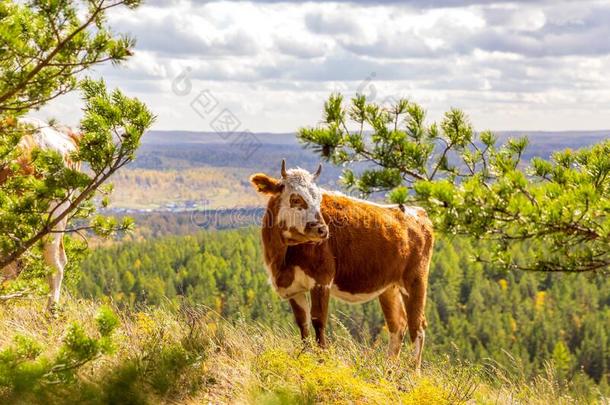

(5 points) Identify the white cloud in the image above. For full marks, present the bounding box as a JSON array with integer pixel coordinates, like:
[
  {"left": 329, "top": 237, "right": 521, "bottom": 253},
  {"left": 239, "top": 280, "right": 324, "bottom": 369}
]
[{"left": 31, "top": 0, "right": 610, "bottom": 132}]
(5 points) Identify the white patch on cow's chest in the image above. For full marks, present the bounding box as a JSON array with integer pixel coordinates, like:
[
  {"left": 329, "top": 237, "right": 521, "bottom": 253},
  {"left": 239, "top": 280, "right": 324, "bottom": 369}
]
[
  {"left": 330, "top": 284, "right": 388, "bottom": 304},
  {"left": 275, "top": 266, "right": 316, "bottom": 299}
]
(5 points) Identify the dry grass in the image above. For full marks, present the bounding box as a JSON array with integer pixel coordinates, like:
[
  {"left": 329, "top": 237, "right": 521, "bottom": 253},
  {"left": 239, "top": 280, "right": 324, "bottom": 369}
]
[{"left": 0, "top": 298, "right": 603, "bottom": 404}]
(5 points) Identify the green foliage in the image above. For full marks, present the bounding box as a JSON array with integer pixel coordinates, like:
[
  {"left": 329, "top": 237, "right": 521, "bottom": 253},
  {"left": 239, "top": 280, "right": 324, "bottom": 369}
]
[
  {"left": 552, "top": 341, "right": 573, "bottom": 382},
  {"left": 298, "top": 94, "right": 610, "bottom": 273},
  {"left": 0, "top": 302, "right": 215, "bottom": 404},
  {"left": 0, "top": 0, "right": 139, "bottom": 113},
  {"left": 0, "top": 306, "right": 118, "bottom": 400},
  {"left": 0, "top": 0, "right": 154, "bottom": 299},
  {"left": 96, "top": 304, "right": 119, "bottom": 337},
  {"left": 78, "top": 228, "right": 610, "bottom": 392}
]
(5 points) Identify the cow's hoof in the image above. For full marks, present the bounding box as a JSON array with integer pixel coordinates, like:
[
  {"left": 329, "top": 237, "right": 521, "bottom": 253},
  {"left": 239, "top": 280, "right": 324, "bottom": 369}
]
[
  {"left": 296, "top": 338, "right": 313, "bottom": 357},
  {"left": 45, "top": 302, "right": 61, "bottom": 319}
]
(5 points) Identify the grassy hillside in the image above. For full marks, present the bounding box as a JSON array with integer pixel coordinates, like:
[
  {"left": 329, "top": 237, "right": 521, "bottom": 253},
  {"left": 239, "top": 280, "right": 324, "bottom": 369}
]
[
  {"left": 0, "top": 299, "right": 599, "bottom": 404},
  {"left": 77, "top": 228, "right": 610, "bottom": 395}
]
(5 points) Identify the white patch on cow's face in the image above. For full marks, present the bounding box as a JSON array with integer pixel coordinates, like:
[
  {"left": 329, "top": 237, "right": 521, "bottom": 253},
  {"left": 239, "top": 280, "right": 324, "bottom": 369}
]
[{"left": 277, "top": 168, "right": 324, "bottom": 236}]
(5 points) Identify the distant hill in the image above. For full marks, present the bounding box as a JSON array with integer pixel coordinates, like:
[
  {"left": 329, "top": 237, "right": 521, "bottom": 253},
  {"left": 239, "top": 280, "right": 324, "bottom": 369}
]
[
  {"left": 494, "top": 130, "right": 609, "bottom": 160},
  {"left": 106, "top": 130, "right": 608, "bottom": 210},
  {"left": 144, "top": 129, "right": 608, "bottom": 147},
  {"left": 135, "top": 129, "right": 608, "bottom": 170}
]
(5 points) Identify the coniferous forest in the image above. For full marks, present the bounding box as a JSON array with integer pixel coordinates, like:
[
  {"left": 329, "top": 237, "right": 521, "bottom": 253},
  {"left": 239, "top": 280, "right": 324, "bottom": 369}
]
[{"left": 78, "top": 227, "right": 610, "bottom": 393}]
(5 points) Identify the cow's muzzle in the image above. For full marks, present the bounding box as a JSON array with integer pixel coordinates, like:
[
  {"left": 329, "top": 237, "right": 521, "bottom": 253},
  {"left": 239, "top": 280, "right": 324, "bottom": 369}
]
[{"left": 305, "top": 221, "right": 329, "bottom": 240}]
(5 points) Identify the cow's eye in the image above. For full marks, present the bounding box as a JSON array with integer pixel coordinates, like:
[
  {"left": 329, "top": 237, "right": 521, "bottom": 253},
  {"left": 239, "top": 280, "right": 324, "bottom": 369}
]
[{"left": 290, "top": 194, "right": 308, "bottom": 209}]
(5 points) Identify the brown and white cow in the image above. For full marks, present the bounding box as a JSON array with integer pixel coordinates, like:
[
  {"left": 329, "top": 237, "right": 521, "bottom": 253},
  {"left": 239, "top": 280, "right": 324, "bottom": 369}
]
[
  {"left": 250, "top": 160, "right": 434, "bottom": 371},
  {"left": 1, "top": 118, "right": 81, "bottom": 312}
]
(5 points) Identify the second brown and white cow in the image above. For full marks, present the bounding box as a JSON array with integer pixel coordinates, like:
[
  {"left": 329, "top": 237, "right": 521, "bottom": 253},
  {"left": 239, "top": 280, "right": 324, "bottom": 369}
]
[
  {"left": 250, "top": 160, "right": 434, "bottom": 370},
  {"left": 0, "top": 118, "right": 81, "bottom": 312}
]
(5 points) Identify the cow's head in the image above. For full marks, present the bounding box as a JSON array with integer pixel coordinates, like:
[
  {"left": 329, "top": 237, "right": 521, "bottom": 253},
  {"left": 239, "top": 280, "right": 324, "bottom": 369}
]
[{"left": 251, "top": 159, "right": 329, "bottom": 245}]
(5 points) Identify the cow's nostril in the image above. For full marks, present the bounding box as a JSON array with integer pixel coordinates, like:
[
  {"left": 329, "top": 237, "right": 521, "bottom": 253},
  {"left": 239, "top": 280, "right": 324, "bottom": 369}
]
[{"left": 318, "top": 227, "right": 328, "bottom": 237}]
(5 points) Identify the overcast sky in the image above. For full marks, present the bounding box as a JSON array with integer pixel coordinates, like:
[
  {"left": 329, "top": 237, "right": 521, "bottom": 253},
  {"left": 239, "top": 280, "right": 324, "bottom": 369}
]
[{"left": 35, "top": 0, "right": 610, "bottom": 133}]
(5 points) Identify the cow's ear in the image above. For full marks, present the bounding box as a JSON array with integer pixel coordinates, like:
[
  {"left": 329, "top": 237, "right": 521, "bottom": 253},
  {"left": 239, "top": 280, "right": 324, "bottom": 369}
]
[{"left": 250, "top": 173, "right": 283, "bottom": 195}]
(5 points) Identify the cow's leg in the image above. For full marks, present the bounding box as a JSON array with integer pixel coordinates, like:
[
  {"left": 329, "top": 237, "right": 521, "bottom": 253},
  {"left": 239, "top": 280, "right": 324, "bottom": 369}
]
[
  {"left": 44, "top": 214, "right": 68, "bottom": 313},
  {"left": 58, "top": 237, "right": 68, "bottom": 270},
  {"left": 404, "top": 276, "right": 428, "bottom": 373},
  {"left": 44, "top": 235, "right": 65, "bottom": 313},
  {"left": 310, "top": 284, "right": 330, "bottom": 348},
  {"left": 289, "top": 293, "right": 310, "bottom": 340},
  {"left": 379, "top": 286, "right": 407, "bottom": 358}
]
